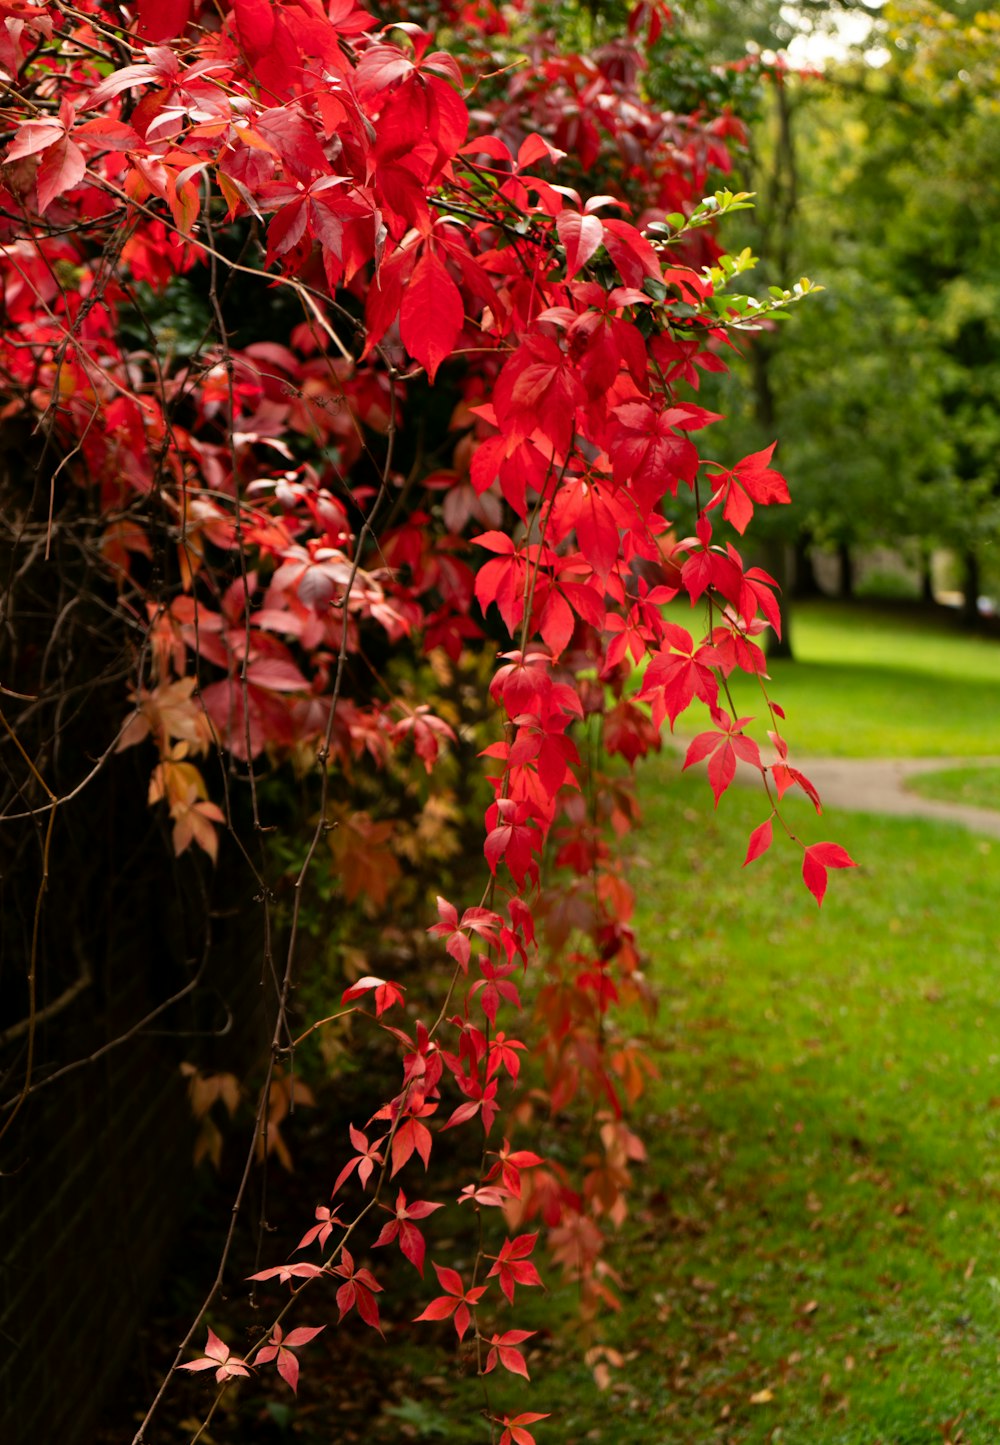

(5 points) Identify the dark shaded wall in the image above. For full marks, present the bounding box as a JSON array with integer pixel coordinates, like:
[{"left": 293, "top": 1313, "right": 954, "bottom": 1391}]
[
  {"left": 0, "top": 832, "right": 267, "bottom": 1439},
  {"left": 0, "top": 455, "right": 268, "bottom": 1443},
  {"left": 0, "top": 820, "right": 266, "bottom": 1445}
]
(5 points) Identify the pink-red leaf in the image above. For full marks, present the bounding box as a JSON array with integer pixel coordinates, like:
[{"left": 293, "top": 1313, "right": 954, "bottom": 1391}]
[
  {"left": 743, "top": 818, "right": 773, "bottom": 866},
  {"left": 282, "top": 1326, "right": 325, "bottom": 1348},
  {"left": 36, "top": 137, "right": 86, "bottom": 213},
  {"left": 497, "top": 1413, "right": 551, "bottom": 1445},
  {"left": 484, "top": 1329, "right": 535, "bottom": 1379},
  {"left": 556, "top": 210, "right": 604, "bottom": 279},
  {"left": 802, "top": 841, "right": 857, "bottom": 906}
]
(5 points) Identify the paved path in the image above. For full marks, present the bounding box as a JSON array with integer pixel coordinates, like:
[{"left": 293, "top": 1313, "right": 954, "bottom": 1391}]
[{"left": 747, "top": 754, "right": 1000, "bottom": 839}]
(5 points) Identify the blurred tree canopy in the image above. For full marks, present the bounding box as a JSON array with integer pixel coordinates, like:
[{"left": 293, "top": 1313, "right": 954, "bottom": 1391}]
[{"left": 665, "top": 1, "right": 1000, "bottom": 621}]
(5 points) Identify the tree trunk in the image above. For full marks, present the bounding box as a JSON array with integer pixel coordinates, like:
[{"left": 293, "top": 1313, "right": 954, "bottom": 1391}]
[
  {"left": 838, "top": 541, "right": 854, "bottom": 600},
  {"left": 792, "top": 530, "right": 821, "bottom": 599},
  {"left": 761, "top": 538, "right": 794, "bottom": 660},
  {"left": 920, "top": 552, "right": 935, "bottom": 604},
  {"left": 962, "top": 548, "right": 980, "bottom": 626}
]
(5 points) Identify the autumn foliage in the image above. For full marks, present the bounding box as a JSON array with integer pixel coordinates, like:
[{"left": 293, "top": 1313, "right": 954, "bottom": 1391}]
[{"left": 0, "top": 0, "right": 853, "bottom": 1436}]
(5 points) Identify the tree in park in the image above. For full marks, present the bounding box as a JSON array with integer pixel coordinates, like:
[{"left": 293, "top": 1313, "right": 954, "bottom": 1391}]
[
  {"left": 0, "top": 0, "right": 854, "bottom": 1437},
  {"left": 818, "top": 0, "right": 1000, "bottom": 616},
  {"left": 682, "top": 0, "right": 1000, "bottom": 614}
]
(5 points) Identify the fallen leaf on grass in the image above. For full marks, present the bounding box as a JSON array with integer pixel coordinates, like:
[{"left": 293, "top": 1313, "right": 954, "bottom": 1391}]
[
  {"left": 585, "top": 1345, "right": 625, "bottom": 1391},
  {"left": 938, "top": 1408, "right": 966, "bottom": 1443},
  {"left": 749, "top": 1388, "right": 774, "bottom": 1404}
]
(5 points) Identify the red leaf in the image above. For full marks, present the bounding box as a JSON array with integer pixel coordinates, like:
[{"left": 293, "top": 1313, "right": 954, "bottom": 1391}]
[
  {"left": 743, "top": 818, "right": 773, "bottom": 866},
  {"left": 340, "top": 976, "right": 405, "bottom": 1015},
  {"left": 81, "top": 58, "right": 170, "bottom": 111},
  {"left": 266, "top": 197, "right": 309, "bottom": 266},
  {"left": 414, "top": 1295, "right": 459, "bottom": 1322},
  {"left": 601, "top": 216, "right": 662, "bottom": 286},
  {"left": 484, "top": 802, "right": 541, "bottom": 887},
  {"left": 415, "top": 1263, "right": 486, "bottom": 1339},
  {"left": 772, "top": 762, "right": 822, "bottom": 812},
  {"left": 802, "top": 841, "right": 856, "bottom": 906},
  {"left": 682, "top": 712, "right": 761, "bottom": 806},
  {"left": 355, "top": 42, "right": 414, "bottom": 98},
  {"left": 397, "top": 1220, "right": 427, "bottom": 1273},
  {"left": 537, "top": 589, "right": 575, "bottom": 658},
  {"left": 282, "top": 1326, "right": 325, "bottom": 1347},
  {"left": 244, "top": 654, "right": 309, "bottom": 692},
  {"left": 390, "top": 1116, "right": 432, "bottom": 1174},
  {"left": 180, "top": 1327, "right": 250, "bottom": 1383},
  {"left": 354, "top": 1280, "right": 383, "bottom": 1332},
  {"left": 333, "top": 1250, "right": 384, "bottom": 1334},
  {"left": 235, "top": 0, "right": 275, "bottom": 55},
  {"left": 364, "top": 256, "right": 405, "bottom": 351},
  {"left": 550, "top": 476, "right": 626, "bottom": 580},
  {"left": 75, "top": 118, "right": 142, "bottom": 150},
  {"left": 556, "top": 210, "right": 604, "bottom": 279},
  {"left": 6, "top": 120, "right": 64, "bottom": 161},
  {"left": 487, "top": 1232, "right": 544, "bottom": 1303},
  {"left": 498, "top": 1348, "right": 531, "bottom": 1379},
  {"left": 137, "top": 0, "right": 191, "bottom": 40},
  {"left": 498, "top": 1414, "right": 551, "bottom": 1445},
  {"left": 400, "top": 248, "right": 464, "bottom": 383},
  {"left": 485, "top": 1329, "right": 535, "bottom": 1379},
  {"left": 492, "top": 335, "right": 583, "bottom": 454},
  {"left": 36, "top": 136, "right": 86, "bottom": 213},
  {"left": 441, "top": 1097, "right": 482, "bottom": 1129},
  {"left": 608, "top": 398, "right": 700, "bottom": 512},
  {"left": 714, "top": 443, "right": 791, "bottom": 536},
  {"left": 248, "top": 1262, "right": 323, "bottom": 1282},
  {"left": 203, "top": 1327, "right": 230, "bottom": 1364},
  {"left": 276, "top": 1350, "right": 300, "bottom": 1392},
  {"left": 460, "top": 134, "right": 513, "bottom": 164},
  {"left": 517, "top": 132, "right": 566, "bottom": 168},
  {"left": 640, "top": 631, "right": 720, "bottom": 728}
]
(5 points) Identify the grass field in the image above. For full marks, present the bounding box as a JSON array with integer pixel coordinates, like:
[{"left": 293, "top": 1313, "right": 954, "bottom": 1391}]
[
  {"left": 615, "top": 764, "right": 1000, "bottom": 1443},
  {"left": 390, "top": 605, "right": 1000, "bottom": 1444},
  {"left": 908, "top": 764, "right": 1000, "bottom": 813},
  {"left": 384, "top": 761, "right": 1000, "bottom": 1445},
  {"left": 668, "top": 600, "right": 1000, "bottom": 758}
]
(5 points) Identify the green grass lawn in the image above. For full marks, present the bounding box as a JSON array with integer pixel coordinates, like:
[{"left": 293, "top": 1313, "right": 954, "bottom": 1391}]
[
  {"left": 613, "top": 763, "right": 1000, "bottom": 1443},
  {"left": 907, "top": 764, "right": 1000, "bottom": 812},
  {"left": 667, "top": 600, "right": 1000, "bottom": 757},
  {"left": 590, "top": 770, "right": 997, "bottom": 1441},
  {"left": 381, "top": 605, "right": 1000, "bottom": 1444},
  {"left": 376, "top": 763, "right": 1000, "bottom": 1444},
  {"left": 372, "top": 605, "right": 1000, "bottom": 1445}
]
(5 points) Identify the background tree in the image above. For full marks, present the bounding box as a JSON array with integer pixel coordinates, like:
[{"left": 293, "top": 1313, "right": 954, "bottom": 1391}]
[{"left": 682, "top": 0, "right": 1000, "bottom": 622}]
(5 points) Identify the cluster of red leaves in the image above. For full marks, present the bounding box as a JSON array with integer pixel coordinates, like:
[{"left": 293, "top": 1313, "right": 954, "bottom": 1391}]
[{"left": 0, "top": 0, "right": 852, "bottom": 1436}]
